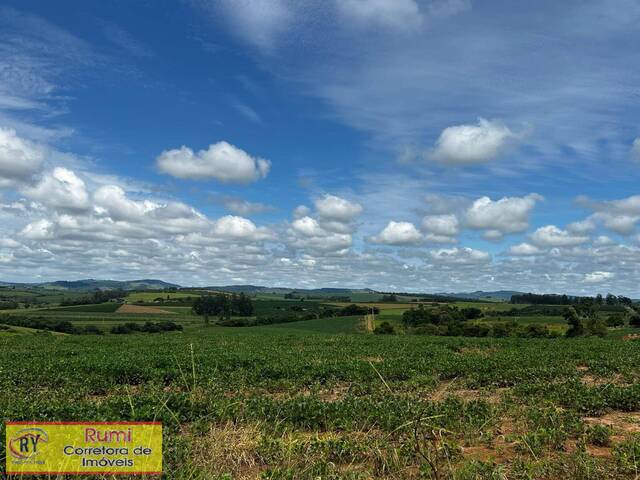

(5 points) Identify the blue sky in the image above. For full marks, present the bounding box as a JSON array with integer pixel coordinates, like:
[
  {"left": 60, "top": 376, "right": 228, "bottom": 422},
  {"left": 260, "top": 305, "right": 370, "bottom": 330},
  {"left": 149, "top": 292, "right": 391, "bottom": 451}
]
[{"left": 1, "top": 0, "right": 640, "bottom": 295}]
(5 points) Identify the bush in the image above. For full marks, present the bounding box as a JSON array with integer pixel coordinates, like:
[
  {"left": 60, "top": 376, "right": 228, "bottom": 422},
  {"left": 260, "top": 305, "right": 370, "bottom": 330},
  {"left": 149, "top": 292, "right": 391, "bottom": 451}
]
[
  {"left": 607, "top": 314, "right": 625, "bottom": 327},
  {"left": 412, "top": 324, "right": 442, "bottom": 335},
  {"left": 82, "top": 325, "right": 103, "bottom": 335},
  {"left": 521, "top": 324, "right": 551, "bottom": 338},
  {"left": 373, "top": 321, "right": 395, "bottom": 334},
  {"left": 587, "top": 317, "right": 608, "bottom": 337},
  {"left": 110, "top": 321, "right": 181, "bottom": 334},
  {"left": 586, "top": 424, "right": 613, "bottom": 447}
]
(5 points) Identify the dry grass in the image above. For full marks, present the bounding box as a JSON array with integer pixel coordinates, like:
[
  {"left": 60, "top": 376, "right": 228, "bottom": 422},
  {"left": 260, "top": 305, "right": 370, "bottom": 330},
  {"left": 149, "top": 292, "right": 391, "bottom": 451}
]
[{"left": 187, "top": 422, "right": 264, "bottom": 479}]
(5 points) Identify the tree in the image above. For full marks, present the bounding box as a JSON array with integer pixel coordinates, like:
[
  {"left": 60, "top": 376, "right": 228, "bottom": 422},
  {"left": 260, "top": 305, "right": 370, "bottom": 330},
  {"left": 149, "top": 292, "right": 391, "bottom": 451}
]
[
  {"left": 587, "top": 317, "right": 608, "bottom": 337},
  {"left": 564, "top": 307, "right": 585, "bottom": 337},
  {"left": 231, "top": 292, "right": 254, "bottom": 316},
  {"left": 595, "top": 294, "right": 603, "bottom": 306},
  {"left": 606, "top": 314, "right": 625, "bottom": 327},
  {"left": 192, "top": 295, "right": 225, "bottom": 324}
]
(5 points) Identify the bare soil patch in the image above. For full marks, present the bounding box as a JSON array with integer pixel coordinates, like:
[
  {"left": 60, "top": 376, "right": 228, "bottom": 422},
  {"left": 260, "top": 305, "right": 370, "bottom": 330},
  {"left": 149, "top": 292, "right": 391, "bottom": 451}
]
[
  {"left": 584, "top": 411, "right": 640, "bottom": 434},
  {"left": 117, "top": 304, "right": 170, "bottom": 314}
]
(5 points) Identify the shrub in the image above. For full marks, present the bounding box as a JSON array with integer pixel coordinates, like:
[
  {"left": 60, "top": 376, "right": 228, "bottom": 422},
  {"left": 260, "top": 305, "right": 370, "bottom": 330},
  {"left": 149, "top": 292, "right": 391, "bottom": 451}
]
[
  {"left": 373, "top": 321, "right": 395, "bottom": 335},
  {"left": 82, "top": 325, "right": 103, "bottom": 335},
  {"left": 606, "top": 314, "right": 625, "bottom": 327},
  {"left": 586, "top": 424, "right": 613, "bottom": 447}
]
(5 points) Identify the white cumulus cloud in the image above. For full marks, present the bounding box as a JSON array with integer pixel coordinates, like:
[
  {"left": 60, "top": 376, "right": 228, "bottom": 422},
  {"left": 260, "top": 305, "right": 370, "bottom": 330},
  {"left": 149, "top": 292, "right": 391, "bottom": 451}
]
[
  {"left": 507, "top": 242, "right": 541, "bottom": 256},
  {"left": 584, "top": 271, "right": 614, "bottom": 283},
  {"left": 466, "top": 194, "right": 541, "bottom": 239},
  {"left": 422, "top": 214, "right": 459, "bottom": 242},
  {"left": 428, "top": 247, "right": 491, "bottom": 265},
  {"left": 314, "top": 194, "right": 363, "bottom": 222},
  {"left": 156, "top": 141, "right": 270, "bottom": 183},
  {"left": 530, "top": 225, "right": 589, "bottom": 248},
  {"left": 212, "top": 215, "right": 272, "bottom": 241},
  {"left": 0, "top": 127, "right": 44, "bottom": 185},
  {"left": 372, "top": 221, "right": 422, "bottom": 245},
  {"left": 23, "top": 167, "right": 90, "bottom": 211},
  {"left": 432, "top": 118, "right": 518, "bottom": 165}
]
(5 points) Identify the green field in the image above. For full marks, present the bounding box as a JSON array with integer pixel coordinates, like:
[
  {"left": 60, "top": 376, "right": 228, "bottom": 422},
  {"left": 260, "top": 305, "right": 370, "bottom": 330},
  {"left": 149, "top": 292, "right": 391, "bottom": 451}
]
[
  {"left": 2, "top": 291, "right": 640, "bottom": 478},
  {"left": 126, "top": 291, "right": 202, "bottom": 303}
]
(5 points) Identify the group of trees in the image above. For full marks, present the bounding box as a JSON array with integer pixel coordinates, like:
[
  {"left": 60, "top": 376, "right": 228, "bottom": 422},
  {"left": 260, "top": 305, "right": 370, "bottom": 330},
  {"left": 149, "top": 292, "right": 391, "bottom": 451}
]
[
  {"left": 0, "top": 301, "right": 18, "bottom": 310},
  {"left": 111, "top": 321, "right": 182, "bottom": 334},
  {"left": 564, "top": 303, "right": 640, "bottom": 337},
  {"left": 400, "top": 305, "right": 530, "bottom": 337},
  {"left": 563, "top": 306, "right": 608, "bottom": 337},
  {"left": 511, "top": 293, "right": 633, "bottom": 306},
  {"left": 0, "top": 315, "right": 102, "bottom": 335},
  {"left": 192, "top": 293, "right": 254, "bottom": 323},
  {"left": 212, "top": 303, "right": 380, "bottom": 327},
  {"left": 402, "top": 304, "right": 483, "bottom": 328},
  {"left": 60, "top": 289, "right": 126, "bottom": 306}
]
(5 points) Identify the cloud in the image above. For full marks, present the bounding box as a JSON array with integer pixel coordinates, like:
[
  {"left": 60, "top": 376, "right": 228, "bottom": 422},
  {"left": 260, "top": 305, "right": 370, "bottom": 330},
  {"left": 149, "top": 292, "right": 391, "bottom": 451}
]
[
  {"left": 22, "top": 167, "right": 89, "bottom": 211},
  {"left": 156, "top": 141, "right": 271, "bottom": 183},
  {"left": 578, "top": 195, "right": 640, "bottom": 235},
  {"left": 211, "top": 0, "right": 292, "bottom": 51},
  {"left": 0, "top": 127, "right": 44, "bottom": 185},
  {"left": 233, "top": 102, "right": 262, "bottom": 124},
  {"left": 314, "top": 194, "right": 363, "bottom": 222},
  {"left": 422, "top": 214, "right": 459, "bottom": 242},
  {"left": 288, "top": 212, "right": 354, "bottom": 254},
  {"left": 428, "top": 247, "right": 491, "bottom": 265},
  {"left": 212, "top": 215, "right": 272, "bottom": 240},
  {"left": 632, "top": 137, "right": 640, "bottom": 160},
  {"left": 584, "top": 271, "right": 614, "bottom": 283},
  {"left": 20, "top": 218, "right": 53, "bottom": 240},
  {"left": 336, "top": 0, "right": 423, "bottom": 30},
  {"left": 371, "top": 221, "right": 422, "bottom": 245},
  {"left": 567, "top": 218, "right": 596, "bottom": 234},
  {"left": 465, "top": 194, "right": 541, "bottom": 239},
  {"left": 221, "top": 197, "right": 273, "bottom": 215},
  {"left": 291, "top": 216, "right": 323, "bottom": 237},
  {"left": 431, "top": 118, "right": 518, "bottom": 165},
  {"left": 101, "top": 22, "right": 155, "bottom": 58},
  {"left": 507, "top": 242, "right": 541, "bottom": 256},
  {"left": 530, "top": 225, "right": 589, "bottom": 248},
  {"left": 293, "top": 205, "right": 310, "bottom": 219}
]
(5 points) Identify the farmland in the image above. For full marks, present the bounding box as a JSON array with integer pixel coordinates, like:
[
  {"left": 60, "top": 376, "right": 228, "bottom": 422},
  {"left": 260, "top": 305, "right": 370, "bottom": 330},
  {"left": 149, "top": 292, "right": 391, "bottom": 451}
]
[{"left": 1, "top": 290, "right": 640, "bottom": 478}]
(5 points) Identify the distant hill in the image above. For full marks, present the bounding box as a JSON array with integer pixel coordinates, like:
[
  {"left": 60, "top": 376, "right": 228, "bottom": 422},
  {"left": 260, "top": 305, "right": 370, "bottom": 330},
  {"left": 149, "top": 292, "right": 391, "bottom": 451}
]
[
  {"left": 205, "top": 285, "right": 376, "bottom": 295},
  {"left": 0, "top": 279, "right": 180, "bottom": 291},
  {"left": 0, "top": 279, "right": 524, "bottom": 301},
  {"left": 437, "top": 290, "right": 523, "bottom": 301}
]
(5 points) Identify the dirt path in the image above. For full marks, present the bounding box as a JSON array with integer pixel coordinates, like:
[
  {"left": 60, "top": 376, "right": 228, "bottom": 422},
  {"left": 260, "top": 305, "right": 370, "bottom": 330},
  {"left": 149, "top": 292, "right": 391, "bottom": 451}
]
[{"left": 363, "top": 314, "right": 375, "bottom": 332}]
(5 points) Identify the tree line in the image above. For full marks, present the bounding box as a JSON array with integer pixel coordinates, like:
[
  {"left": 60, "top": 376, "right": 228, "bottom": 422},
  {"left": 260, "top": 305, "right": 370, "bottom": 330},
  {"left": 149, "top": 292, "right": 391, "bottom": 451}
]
[
  {"left": 192, "top": 293, "right": 254, "bottom": 323},
  {"left": 510, "top": 293, "right": 633, "bottom": 306},
  {"left": 60, "top": 289, "right": 126, "bottom": 306}
]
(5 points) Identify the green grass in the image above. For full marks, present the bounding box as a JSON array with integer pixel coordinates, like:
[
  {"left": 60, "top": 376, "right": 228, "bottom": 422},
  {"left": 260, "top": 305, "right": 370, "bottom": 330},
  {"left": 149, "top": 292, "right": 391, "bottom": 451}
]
[
  {"left": 45, "top": 302, "right": 122, "bottom": 313},
  {"left": 126, "top": 291, "right": 201, "bottom": 303},
  {"left": 266, "top": 315, "right": 363, "bottom": 333}
]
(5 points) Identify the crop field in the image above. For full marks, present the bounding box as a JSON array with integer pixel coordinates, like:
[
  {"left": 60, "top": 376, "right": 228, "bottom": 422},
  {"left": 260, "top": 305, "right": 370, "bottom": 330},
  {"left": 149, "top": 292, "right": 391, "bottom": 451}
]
[
  {"left": 1, "top": 294, "right": 640, "bottom": 480},
  {"left": 1, "top": 291, "right": 639, "bottom": 478}
]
